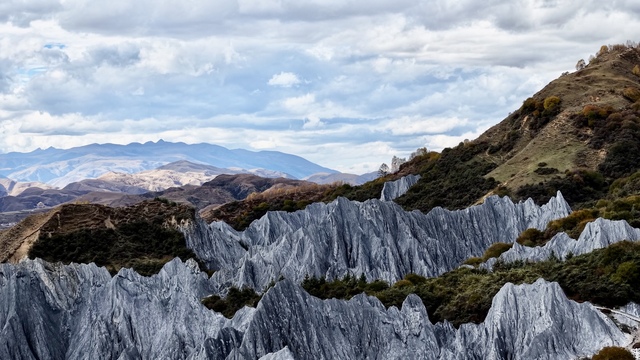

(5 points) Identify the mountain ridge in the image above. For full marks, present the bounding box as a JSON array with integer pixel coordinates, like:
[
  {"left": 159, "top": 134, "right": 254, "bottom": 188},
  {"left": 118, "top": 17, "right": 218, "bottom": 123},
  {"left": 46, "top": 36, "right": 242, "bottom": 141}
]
[{"left": 0, "top": 140, "right": 337, "bottom": 186}]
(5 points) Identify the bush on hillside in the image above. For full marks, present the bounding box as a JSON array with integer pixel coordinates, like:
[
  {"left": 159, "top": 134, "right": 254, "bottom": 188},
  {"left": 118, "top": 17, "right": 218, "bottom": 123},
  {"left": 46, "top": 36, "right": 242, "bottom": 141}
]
[
  {"left": 592, "top": 346, "right": 634, "bottom": 360},
  {"left": 201, "top": 287, "right": 261, "bottom": 318},
  {"left": 622, "top": 87, "right": 640, "bottom": 102},
  {"left": 481, "top": 243, "right": 513, "bottom": 261},
  {"left": 516, "top": 228, "right": 547, "bottom": 247},
  {"left": 542, "top": 95, "right": 561, "bottom": 116},
  {"left": 514, "top": 169, "right": 607, "bottom": 208},
  {"left": 300, "top": 241, "right": 640, "bottom": 327},
  {"left": 395, "top": 142, "right": 499, "bottom": 213}
]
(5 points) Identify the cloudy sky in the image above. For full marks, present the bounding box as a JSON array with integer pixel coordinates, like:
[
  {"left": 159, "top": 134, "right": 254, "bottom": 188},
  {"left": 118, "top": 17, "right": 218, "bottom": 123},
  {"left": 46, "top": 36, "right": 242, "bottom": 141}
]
[{"left": 1, "top": 1, "right": 639, "bottom": 174}]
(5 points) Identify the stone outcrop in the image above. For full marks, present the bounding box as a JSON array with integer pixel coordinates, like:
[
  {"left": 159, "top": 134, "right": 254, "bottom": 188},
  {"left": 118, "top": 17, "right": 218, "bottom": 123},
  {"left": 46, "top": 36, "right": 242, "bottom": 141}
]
[
  {"left": 0, "top": 258, "right": 240, "bottom": 359},
  {"left": 184, "top": 192, "right": 571, "bottom": 292},
  {"left": 380, "top": 174, "right": 420, "bottom": 201},
  {"left": 229, "top": 279, "right": 626, "bottom": 359},
  {"left": 0, "top": 259, "right": 628, "bottom": 359},
  {"left": 482, "top": 218, "right": 640, "bottom": 269}
]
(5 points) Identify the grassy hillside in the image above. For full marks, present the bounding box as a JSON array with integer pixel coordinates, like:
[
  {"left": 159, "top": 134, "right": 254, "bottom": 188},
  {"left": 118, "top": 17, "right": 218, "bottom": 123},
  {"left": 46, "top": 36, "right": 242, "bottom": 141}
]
[{"left": 204, "top": 45, "right": 640, "bottom": 228}]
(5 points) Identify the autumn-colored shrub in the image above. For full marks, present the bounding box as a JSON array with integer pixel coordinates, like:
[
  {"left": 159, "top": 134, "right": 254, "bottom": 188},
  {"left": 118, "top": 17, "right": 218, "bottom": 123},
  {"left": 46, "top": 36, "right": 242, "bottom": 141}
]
[
  {"left": 482, "top": 243, "right": 513, "bottom": 261},
  {"left": 545, "top": 209, "right": 598, "bottom": 239},
  {"left": 623, "top": 87, "right": 640, "bottom": 102},
  {"left": 633, "top": 64, "right": 640, "bottom": 77},
  {"left": 464, "top": 257, "right": 483, "bottom": 266},
  {"left": 543, "top": 96, "right": 561, "bottom": 112},
  {"left": 516, "top": 228, "right": 547, "bottom": 247},
  {"left": 582, "top": 104, "right": 614, "bottom": 121}
]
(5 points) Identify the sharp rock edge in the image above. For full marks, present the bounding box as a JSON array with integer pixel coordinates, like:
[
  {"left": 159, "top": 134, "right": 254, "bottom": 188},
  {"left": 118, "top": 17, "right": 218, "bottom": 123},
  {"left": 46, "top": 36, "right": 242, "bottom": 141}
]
[
  {"left": 228, "top": 278, "right": 626, "bottom": 359},
  {"left": 481, "top": 217, "right": 640, "bottom": 269},
  {"left": 0, "top": 249, "right": 629, "bottom": 358},
  {"left": 380, "top": 174, "right": 421, "bottom": 201},
  {"left": 0, "top": 258, "right": 255, "bottom": 359},
  {"left": 183, "top": 191, "right": 571, "bottom": 292}
]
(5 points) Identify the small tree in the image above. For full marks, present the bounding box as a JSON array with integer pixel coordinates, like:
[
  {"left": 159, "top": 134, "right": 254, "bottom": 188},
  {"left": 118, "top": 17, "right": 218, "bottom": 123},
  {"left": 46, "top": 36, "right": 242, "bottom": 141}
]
[
  {"left": 576, "top": 59, "right": 586, "bottom": 71},
  {"left": 378, "top": 163, "right": 390, "bottom": 177},
  {"left": 633, "top": 64, "right": 640, "bottom": 77}
]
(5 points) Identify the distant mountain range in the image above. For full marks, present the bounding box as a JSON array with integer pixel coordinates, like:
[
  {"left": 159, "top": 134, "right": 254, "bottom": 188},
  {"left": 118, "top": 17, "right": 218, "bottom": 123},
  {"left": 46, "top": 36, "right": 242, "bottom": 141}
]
[{"left": 0, "top": 140, "right": 337, "bottom": 187}]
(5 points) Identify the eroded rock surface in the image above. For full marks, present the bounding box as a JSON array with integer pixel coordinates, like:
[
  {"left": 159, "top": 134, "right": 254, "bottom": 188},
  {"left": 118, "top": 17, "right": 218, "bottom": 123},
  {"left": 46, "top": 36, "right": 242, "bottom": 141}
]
[
  {"left": 0, "top": 260, "right": 627, "bottom": 360},
  {"left": 229, "top": 279, "right": 625, "bottom": 359},
  {"left": 482, "top": 218, "right": 640, "bottom": 269},
  {"left": 185, "top": 192, "right": 571, "bottom": 291},
  {"left": 380, "top": 174, "right": 420, "bottom": 201}
]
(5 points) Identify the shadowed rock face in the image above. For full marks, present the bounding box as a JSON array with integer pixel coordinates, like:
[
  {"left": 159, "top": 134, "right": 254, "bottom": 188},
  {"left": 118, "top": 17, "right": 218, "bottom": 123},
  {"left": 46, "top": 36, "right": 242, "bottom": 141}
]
[
  {"left": 0, "top": 258, "right": 231, "bottom": 360},
  {"left": 0, "top": 260, "right": 626, "bottom": 360},
  {"left": 184, "top": 192, "right": 571, "bottom": 292}
]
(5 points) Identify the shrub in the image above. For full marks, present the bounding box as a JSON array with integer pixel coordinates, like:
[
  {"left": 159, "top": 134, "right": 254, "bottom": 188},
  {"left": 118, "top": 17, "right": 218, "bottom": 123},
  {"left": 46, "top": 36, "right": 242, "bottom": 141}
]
[
  {"left": 516, "top": 228, "right": 547, "bottom": 247},
  {"left": 404, "top": 273, "right": 428, "bottom": 285},
  {"left": 201, "top": 287, "right": 261, "bottom": 318},
  {"left": 543, "top": 96, "right": 561, "bottom": 114},
  {"left": 611, "top": 261, "right": 639, "bottom": 284},
  {"left": 596, "top": 45, "right": 609, "bottom": 57},
  {"left": 534, "top": 167, "right": 559, "bottom": 175},
  {"left": 522, "top": 97, "right": 538, "bottom": 112},
  {"left": 393, "top": 279, "right": 414, "bottom": 288},
  {"left": 582, "top": 105, "right": 613, "bottom": 121},
  {"left": 464, "top": 257, "right": 483, "bottom": 266},
  {"left": 482, "top": 243, "right": 513, "bottom": 261},
  {"left": 545, "top": 209, "right": 598, "bottom": 239},
  {"left": 633, "top": 64, "right": 640, "bottom": 77},
  {"left": 592, "top": 346, "right": 634, "bottom": 360},
  {"left": 623, "top": 87, "right": 640, "bottom": 102}
]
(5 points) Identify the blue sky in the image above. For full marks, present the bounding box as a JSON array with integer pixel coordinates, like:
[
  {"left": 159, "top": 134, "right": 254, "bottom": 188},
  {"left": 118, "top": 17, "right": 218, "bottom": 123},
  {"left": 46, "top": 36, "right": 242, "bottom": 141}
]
[{"left": 1, "top": 1, "right": 639, "bottom": 174}]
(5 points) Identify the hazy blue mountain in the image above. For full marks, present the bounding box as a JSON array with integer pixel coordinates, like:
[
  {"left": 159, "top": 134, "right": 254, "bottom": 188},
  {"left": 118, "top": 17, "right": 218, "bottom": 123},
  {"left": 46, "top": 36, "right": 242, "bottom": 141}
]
[{"left": 0, "top": 140, "right": 337, "bottom": 186}]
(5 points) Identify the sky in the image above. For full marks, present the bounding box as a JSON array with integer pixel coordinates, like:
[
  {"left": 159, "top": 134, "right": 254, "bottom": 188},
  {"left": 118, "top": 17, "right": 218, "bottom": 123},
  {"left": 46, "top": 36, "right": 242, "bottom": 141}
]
[{"left": 1, "top": 1, "right": 640, "bottom": 175}]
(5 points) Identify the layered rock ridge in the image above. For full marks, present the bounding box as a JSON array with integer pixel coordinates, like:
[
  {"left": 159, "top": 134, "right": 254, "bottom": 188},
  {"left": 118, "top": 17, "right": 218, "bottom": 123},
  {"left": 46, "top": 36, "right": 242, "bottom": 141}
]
[
  {"left": 184, "top": 191, "right": 571, "bottom": 292},
  {"left": 228, "top": 279, "right": 626, "bottom": 359},
  {"left": 0, "top": 258, "right": 246, "bottom": 359},
  {"left": 0, "top": 259, "right": 627, "bottom": 359},
  {"left": 483, "top": 217, "right": 640, "bottom": 268}
]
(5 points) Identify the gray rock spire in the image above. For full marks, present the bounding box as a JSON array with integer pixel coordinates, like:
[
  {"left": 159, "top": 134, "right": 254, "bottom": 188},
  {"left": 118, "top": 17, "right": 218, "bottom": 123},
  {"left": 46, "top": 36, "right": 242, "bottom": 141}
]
[
  {"left": 184, "top": 192, "right": 571, "bottom": 292},
  {"left": 380, "top": 174, "right": 421, "bottom": 201}
]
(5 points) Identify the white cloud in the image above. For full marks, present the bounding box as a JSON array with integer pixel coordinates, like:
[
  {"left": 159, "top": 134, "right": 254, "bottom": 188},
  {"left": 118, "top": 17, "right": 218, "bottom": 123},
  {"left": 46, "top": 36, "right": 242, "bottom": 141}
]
[
  {"left": 268, "top": 71, "right": 301, "bottom": 87},
  {"left": 1, "top": 1, "right": 640, "bottom": 173}
]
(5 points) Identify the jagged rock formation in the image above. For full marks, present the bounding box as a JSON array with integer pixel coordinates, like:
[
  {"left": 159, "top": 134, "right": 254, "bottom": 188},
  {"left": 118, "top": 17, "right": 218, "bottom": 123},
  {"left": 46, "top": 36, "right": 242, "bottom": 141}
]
[
  {"left": 228, "top": 279, "right": 626, "bottom": 359},
  {"left": 0, "top": 258, "right": 233, "bottom": 359},
  {"left": 184, "top": 192, "right": 571, "bottom": 292},
  {"left": 483, "top": 218, "right": 640, "bottom": 268},
  {"left": 0, "top": 259, "right": 627, "bottom": 359},
  {"left": 380, "top": 174, "right": 420, "bottom": 201}
]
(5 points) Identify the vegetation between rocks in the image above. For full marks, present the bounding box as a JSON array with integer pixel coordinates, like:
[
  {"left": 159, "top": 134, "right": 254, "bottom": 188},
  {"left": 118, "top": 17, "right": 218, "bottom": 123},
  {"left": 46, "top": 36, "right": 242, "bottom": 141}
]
[{"left": 301, "top": 241, "right": 640, "bottom": 327}]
